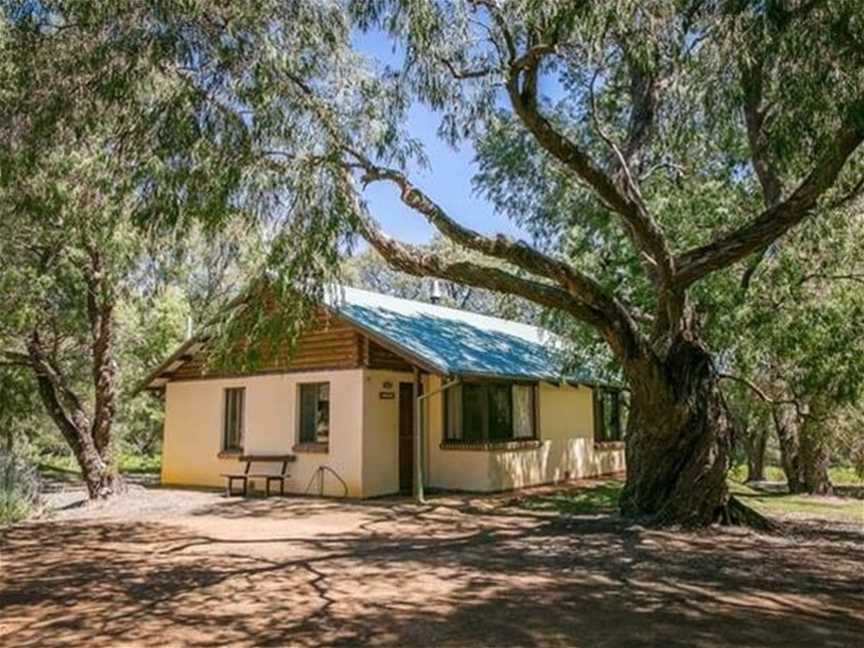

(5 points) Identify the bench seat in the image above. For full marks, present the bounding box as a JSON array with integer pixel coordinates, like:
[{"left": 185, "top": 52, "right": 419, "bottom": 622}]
[{"left": 222, "top": 454, "right": 296, "bottom": 497}]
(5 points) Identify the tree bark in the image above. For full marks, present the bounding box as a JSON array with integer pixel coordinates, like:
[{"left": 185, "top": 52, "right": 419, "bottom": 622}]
[
  {"left": 773, "top": 405, "right": 803, "bottom": 492},
  {"left": 799, "top": 418, "right": 833, "bottom": 495},
  {"left": 773, "top": 405, "right": 832, "bottom": 495},
  {"left": 620, "top": 337, "right": 736, "bottom": 526},
  {"left": 27, "top": 331, "right": 119, "bottom": 500},
  {"left": 745, "top": 424, "right": 768, "bottom": 483}
]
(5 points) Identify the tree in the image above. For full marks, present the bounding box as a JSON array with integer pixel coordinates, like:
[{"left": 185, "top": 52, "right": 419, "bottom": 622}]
[
  {"left": 0, "top": 1, "right": 269, "bottom": 496},
  {"left": 0, "top": 214, "right": 118, "bottom": 496},
  {"left": 0, "top": 370, "right": 43, "bottom": 453},
  {"left": 344, "top": 237, "right": 540, "bottom": 321},
  {"left": 5, "top": 1, "right": 864, "bottom": 524},
  {"left": 720, "top": 209, "right": 864, "bottom": 494}
]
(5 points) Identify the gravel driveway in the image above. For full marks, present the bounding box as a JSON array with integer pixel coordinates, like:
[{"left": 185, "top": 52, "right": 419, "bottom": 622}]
[{"left": 40, "top": 479, "right": 227, "bottom": 522}]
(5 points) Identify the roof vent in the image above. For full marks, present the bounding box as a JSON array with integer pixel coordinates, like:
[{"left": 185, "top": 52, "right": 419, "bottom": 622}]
[{"left": 430, "top": 280, "right": 443, "bottom": 305}]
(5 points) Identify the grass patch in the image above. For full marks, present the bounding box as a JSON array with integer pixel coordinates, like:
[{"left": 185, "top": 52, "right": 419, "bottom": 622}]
[
  {"left": 729, "top": 463, "right": 864, "bottom": 485},
  {"left": 0, "top": 493, "right": 35, "bottom": 524},
  {"left": 38, "top": 453, "right": 161, "bottom": 478},
  {"left": 512, "top": 479, "right": 862, "bottom": 525},
  {"left": 730, "top": 482, "right": 864, "bottom": 524},
  {"left": 119, "top": 454, "right": 161, "bottom": 474},
  {"left": 511, "top": 480, "right": 624, "bottom": 516}
]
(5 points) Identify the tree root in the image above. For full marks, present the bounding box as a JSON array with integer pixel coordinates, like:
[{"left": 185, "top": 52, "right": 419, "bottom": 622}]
[{"left": 721, "top": 495, "right": 779, "bottom": 533}]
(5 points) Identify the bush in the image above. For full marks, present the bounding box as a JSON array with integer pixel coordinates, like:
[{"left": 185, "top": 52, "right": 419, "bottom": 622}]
[{"left": 0, "top": 450, "right": 41, "bottom": 524}]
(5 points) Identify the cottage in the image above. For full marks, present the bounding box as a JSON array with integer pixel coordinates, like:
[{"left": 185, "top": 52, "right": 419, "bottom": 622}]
[{"left": 139, "top": 286, "right": 625, "bottom": 498}]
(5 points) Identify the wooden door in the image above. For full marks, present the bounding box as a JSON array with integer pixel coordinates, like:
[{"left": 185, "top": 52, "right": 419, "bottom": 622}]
[{"left": 398, "top": 382, "right": 414, "bottom": 493}]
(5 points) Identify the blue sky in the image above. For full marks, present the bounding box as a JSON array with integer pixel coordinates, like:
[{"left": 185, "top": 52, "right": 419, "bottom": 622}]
[{"left": 352, "top": 29, "right": 524, "bottom": 246}]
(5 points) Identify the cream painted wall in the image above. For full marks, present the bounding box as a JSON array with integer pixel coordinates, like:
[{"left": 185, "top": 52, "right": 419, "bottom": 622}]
[
  {"left": 423, "top": 376, "right": 626, "bottom": 493},
  {"left": 161, "top": 369, "right": 365, "bottom": 496},
  {"left": 361, "top": 369, "right": 414, "bottom": 497},
  {"left": 161, "top": 368, "right": 625, "bottom": 498},
  {"left": 424, "top": 375, "right": 491, "bottom": 491}
]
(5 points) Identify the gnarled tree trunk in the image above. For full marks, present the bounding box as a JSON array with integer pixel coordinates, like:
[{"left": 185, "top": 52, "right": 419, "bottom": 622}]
[
  {"left": 28, "top": 334, "right": 119, "bottom": 499},
  {"left": 800, "top": 418, "right": 833, "bottom": 495},
  {"left": 27, "top": 319, "right": 121, "bottom": 501},
  {"left": 745, "top": 425, "right": 768, "bottom": 483},
  {"left": 773, "top": 405, "right": 832, "bottom": 495},
  {"left": 773, "top": 405, "right": 803, "bottom": 492},
  {"left": 620, "top": 337, "right": 735, "bottom": 526}
]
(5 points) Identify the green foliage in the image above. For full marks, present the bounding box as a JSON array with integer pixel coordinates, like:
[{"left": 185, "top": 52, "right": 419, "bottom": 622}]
[
  {"left": 117, "top": 453, "right": 161, "bottom": 475},
  {"left": 5, "top": 0, "right": 863, "bottom": 350},
  {"left": 711, "top": 207, "right": 864, "bottom": 463},
  {"left": 39, "top": 450, "right": 161, "bottom": 476},
  {"left": 3, "top": 0, "right": 864, "bottom": 510},
  {"left": 0, "top": 449, "right": 41, "bottom": 524},
  {"left": 729, "top": 463, "right": 864, "bottom": 486}
]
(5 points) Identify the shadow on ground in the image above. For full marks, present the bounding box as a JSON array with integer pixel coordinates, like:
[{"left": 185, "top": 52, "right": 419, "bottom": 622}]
[{"left": 2, "top": 486, "right": 863, "bottom": 647}]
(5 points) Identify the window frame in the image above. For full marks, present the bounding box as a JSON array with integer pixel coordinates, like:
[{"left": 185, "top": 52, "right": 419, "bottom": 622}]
[
  {"left": 222, "top": 387, "right": 245, "bottom": 453},
  {"left": 297, "top": 382, "right": 331, "bottom": 445},
  {"left": 444, "top": 379, "right": 538, "bottom": 444}
]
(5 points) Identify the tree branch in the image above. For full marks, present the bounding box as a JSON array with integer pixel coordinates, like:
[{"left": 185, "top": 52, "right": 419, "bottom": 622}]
[
  {"left": 438, "top": 57, "right": 496, "bottom": 80},
  {"left": 1, "top": 350, "right": 33, "bottom": 367},
  {"left": 675, "top": 116, "right": 864, "bottom": 287},
  {"left": 26, "top": 330, "right": 91, "bottom": 451},
  {"left": 718, "top": 373, "right": 797, "bottom": 407},
  {"left": 739, "top": 59, "right": 785, "bottom": 292},
  {"left": 504, "top": 46, "right": 676, "bottom": 295},
  {"left": 340, "top": 170, "right": 645, "bottom": 360},
  {"left": 358, "top": 164, "right": 631, "bottom": 321},
  {"left": 798, "top": 272, "right": 864, "bottom": 287}
]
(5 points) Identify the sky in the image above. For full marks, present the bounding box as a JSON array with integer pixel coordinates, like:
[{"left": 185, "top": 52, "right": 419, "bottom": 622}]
[{"left": 351, "top": 29, "right": 525, "bottom": 246}]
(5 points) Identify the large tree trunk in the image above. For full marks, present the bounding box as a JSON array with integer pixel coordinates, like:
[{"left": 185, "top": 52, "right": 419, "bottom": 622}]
[
  {"left": 745, "top": 425, "right": 768, "bottom": 483},
  {"left": 620, "top": 337, "right": 736, "bottom": 526},
  {"left": 65, "top": 422, "right": 119, "bottom": 500},
  {"left": 27, "top": 331, "right": 120, "bottom": 500},
  {"left": 773, "top": 405, "right": 832, "bottom": 495},
  {"left": 799, "top": 418, "right": 833, "bottom": 495},
  {"left": 773, "top": 405, "right": 803, "bottom": 492}
]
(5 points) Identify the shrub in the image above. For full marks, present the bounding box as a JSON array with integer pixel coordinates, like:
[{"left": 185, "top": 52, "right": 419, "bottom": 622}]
[{"left": 0, "top": 450, "right": 41, "bottom": 524}]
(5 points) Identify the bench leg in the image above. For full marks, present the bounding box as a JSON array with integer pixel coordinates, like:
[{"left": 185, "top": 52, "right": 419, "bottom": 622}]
[
  {"left": 265, "top": 479, "right": 271, "bottom": 498},
  {"left": 226, "top": 477, "right": 241, "bottom": 497},
  {"left": 280, "top": 479, "right": 285, "bottom": 496}
]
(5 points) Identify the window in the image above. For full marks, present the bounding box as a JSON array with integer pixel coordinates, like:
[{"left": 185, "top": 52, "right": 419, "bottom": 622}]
[
  {"left": 223, "top": 388, "right": 245, "bottom": 452},
  {"left": 299, "top": 383, "right": 330, "bottom": 444},
  {"left": 445, "top": 382, "right": 537, "bottom": 443},
  {"left": 593, "top": 389, "right": 623, "bottom": 443}
]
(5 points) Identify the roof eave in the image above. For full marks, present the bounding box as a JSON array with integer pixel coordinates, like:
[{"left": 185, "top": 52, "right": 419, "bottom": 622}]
[{"left": 131, "top": 336, "right": 207, "bottom": 395}]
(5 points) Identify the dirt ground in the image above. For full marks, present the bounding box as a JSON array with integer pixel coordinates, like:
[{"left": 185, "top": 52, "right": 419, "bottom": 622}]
[{"left": 2, "top": 482, "right": 863, "bottom": 647}]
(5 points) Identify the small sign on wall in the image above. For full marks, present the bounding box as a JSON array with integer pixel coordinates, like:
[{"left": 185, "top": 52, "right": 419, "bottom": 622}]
[{"left": 379, "top": 391, "right": 395, "bottom": 400}]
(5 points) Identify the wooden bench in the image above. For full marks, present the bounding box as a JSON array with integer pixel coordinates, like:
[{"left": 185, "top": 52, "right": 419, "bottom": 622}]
[{"left": 221, "top": 454, "right": 296, "bottom": 497}]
